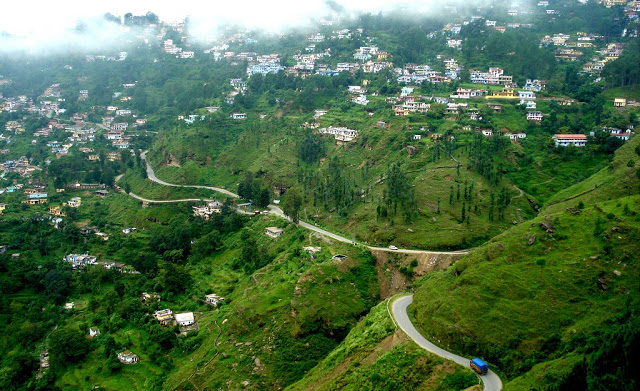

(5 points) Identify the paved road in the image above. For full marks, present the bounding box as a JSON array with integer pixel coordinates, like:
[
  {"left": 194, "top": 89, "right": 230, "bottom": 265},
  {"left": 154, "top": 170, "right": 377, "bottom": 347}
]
[
  {"left": 127, "top": 192, "right": 208, "bottom": 204},
  {"left": 392, "top": 295, "right": 503, "bottom": 391},
  {"left": 136, "top": 151, "right": 471, "bottom": 256}
]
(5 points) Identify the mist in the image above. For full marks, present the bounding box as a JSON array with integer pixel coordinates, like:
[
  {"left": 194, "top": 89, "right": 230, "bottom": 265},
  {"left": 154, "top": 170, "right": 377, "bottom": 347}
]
[{"left": 0, "top": 0, "right": 489, "bottom": 55}]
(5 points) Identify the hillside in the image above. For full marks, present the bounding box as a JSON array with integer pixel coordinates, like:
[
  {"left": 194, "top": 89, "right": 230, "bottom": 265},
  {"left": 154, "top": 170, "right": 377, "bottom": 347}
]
[
  {"left": 159, "top": 217, "right": 381, "bottom": 390},
  {"left": 287, "top": 301, "right": 479, "bottom": 391},
  {"left": 149, "top": 118, "right": 542, "bottom": 250},
  {"left": 1, "top": 3, "right": 640, "bottom": 390},
  {"left": 409, "top": 135, "right": 640, "bottom": 389}
]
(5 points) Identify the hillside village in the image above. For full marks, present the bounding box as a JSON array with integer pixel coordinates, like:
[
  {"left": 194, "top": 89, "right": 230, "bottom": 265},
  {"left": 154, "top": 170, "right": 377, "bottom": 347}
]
[{"left": 1, "top": 0, "right": 640, "bottom": 390}]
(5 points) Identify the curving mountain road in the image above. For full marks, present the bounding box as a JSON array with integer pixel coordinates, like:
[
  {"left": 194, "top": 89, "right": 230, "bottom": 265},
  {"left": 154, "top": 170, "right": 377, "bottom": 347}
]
[
  {"left": 392, "top": 295, "right": 503, "bottom": 391},
  {"left": 127, "top": 192, "right": 208, "bottom": 204},
  {"left": 138, "top": 151, "right": 470, "bottom": 256}
]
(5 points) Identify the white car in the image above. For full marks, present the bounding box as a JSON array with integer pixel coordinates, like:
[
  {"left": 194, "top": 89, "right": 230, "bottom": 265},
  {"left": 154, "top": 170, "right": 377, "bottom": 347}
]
[{"left": 389, "top": 245, "right": 398, "bottom": 250}]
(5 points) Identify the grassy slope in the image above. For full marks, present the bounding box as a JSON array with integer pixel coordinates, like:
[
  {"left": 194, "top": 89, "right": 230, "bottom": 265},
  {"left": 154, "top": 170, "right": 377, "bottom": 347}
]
[
  {"left": 122, "top": 168, "right": 227, "bottom": 201},
  {"left": 41, "top": 212, "right": 380, "bottom": 391},
  {"left": 409, "top": 136, "right": 640, "bottom": 388},
  {"left": 288, "top": 301, "right": 479, "bottom": 391},
  {"left": 150, "top": 110, "right": 536, "bottom": 249},
  {"left": 162, "top": 216, "right": 381, "bottom": 390}
]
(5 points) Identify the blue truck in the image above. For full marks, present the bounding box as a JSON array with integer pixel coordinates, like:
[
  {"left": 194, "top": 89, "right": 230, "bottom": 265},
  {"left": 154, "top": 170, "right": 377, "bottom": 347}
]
[{"left": 470, "top": 358, "right": 489, "bottom": 375}]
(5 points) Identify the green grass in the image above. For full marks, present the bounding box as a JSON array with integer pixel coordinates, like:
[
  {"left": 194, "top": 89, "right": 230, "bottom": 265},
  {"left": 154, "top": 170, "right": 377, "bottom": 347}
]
[
  {"left": 149, "top": 124, "right": 535, "bottom": 249},
  {"left": 408, "top": 136, "right": 640, "bottom": 388},
  {"left": 506, "top": 134, "right": 612, "bottom": 204},
  {"left": 121, "top": 168, "right": 224, "bottom": 201},
  {"left": 287, "top": 301, "right": 479, "bottom": 391},
  {"left": 602, "top": 85, "right": 640, "bottom": 101},
  {"left": 162, "top": 216, "right": 382, "bottom": 390}
]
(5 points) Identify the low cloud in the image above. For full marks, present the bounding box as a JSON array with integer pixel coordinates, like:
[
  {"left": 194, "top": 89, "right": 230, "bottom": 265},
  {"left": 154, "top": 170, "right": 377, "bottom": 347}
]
[{"left": 0, "top": 0, "right": 479, "bottom": 54}]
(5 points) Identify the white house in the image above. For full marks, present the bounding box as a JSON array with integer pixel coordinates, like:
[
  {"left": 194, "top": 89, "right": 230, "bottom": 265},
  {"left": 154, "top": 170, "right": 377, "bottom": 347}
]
[
  {"left": 518, "top": 91, "right": 536, "bottom": 100},
  {"left": 117, "top": 350, "right": 139, "bottom": 364},
  {"left": 265, "top": 227, "right": 284, "bottom": 238},
  {"left": 313, "top": 110, "right": 328, "bottom": 119},
  {"left": 348, "top": 86, "right": 367, "bottom": 94},
  {"left": 308, "top": 33, "right": 325, "bottom": 43},
  {"left": 553, "top": 134, "right": 587, "bottom": 147},
  {"left": 110, "top": 122, "right": 128, "bottom": 131},
  {"left": 105, "top": 131, "right": 123, "bottom": 140},
  {"left": 527, "top": 111, "right": 544, "bottom": 122},
  {"left": 318, "top": 127, "right": 358, "bottom": 142},
  {"left": 175, "top": 312, "right": 195, "bottom": 327},
  {"left": 89, "top": 327, "right": 100, "bottom": 338},
  {"left": 614, "top": 98, "right": 627, "bottom": 107},
  {"left": 231, "top": 113, "right": 247, "bottom": 120},
  {"left": 507, "top": 133, "right": 527, "bottom": 140},
  {"left": 67, "top": 197, "right": 81, "bottom": 208},
  {"left": 352, "top": 95, "right": 369, "bottom": 105},
  {"left": 205, "top": 294, "right": 225, "bottom": 307}
]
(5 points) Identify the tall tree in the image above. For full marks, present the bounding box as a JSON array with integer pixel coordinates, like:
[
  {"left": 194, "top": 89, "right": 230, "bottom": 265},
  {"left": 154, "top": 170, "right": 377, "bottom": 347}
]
[{"left": 283, "top": 188, "right": 302, "bottom": 223}]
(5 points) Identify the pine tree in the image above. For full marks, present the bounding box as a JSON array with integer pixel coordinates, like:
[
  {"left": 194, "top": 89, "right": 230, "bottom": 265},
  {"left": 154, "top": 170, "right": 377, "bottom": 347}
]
[
  {"left": 449, "top": 186, "right": 455, "bottom": 205},
  {"left": 461, "top": 202, "right": 466, "bottom": 223}
]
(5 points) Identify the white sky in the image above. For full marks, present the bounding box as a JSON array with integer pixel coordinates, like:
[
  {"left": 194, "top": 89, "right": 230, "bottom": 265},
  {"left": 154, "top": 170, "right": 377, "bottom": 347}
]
[
  {"left": 0, "top": 0, "right": 449, "bottom": 36},
  {"left": 0, "top": 0, "right": 460, "bottom": 52}
]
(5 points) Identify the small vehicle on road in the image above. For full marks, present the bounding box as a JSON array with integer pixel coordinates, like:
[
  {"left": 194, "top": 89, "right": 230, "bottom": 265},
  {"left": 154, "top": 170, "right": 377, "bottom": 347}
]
[
  {"left": 389, "top": 245, "right": 398, "bottom": 250},
  {"left": 470, "top": 358, "right": 489, "bottom": 375}
]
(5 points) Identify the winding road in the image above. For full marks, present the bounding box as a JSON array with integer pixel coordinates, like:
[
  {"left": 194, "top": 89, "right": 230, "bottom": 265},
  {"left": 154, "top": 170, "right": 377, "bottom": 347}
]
[
  {"left": 393, "top": 295, "right": 503, "bottom": 391},
  {"left": 136, "top": 152, "right": 470, "bottom": 256},
  {"left": 121, "top": 153, "right": 502, "bottom": 388}
]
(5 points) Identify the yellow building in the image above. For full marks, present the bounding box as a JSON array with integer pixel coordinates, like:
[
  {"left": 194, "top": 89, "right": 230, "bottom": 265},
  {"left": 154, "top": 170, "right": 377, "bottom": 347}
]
[
  {"left": 65, "top": 197, "right": 82, "bottom": 208},
  {"left": 22, "top": 199, "right": 47, "bottom": 205},
  {"left": 614, "top": 98, "right": 627, "bottom": 107},
  {"left": 48, "top": 206, "right": 66, "bottom": 216},
  {"left": 486, "top": 88, "right": 518, "bottom": 99}
]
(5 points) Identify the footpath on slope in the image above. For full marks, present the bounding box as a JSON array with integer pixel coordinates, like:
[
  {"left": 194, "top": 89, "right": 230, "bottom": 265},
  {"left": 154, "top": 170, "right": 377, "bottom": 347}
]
[
  {"left": 391, "top": 295, "right": 503, "bottom": 391},
  {"left": 134, "top": 151, "right": 470, "bottom": 256}
]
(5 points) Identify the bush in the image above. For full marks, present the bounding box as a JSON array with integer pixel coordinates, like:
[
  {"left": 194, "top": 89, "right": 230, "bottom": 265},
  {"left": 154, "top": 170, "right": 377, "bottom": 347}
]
[{"left": 443, "top": 370, "right": 478, "bottom": 389}]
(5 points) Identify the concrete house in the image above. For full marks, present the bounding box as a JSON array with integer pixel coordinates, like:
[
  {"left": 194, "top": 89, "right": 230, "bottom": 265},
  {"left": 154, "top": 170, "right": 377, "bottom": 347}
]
[
  {"left": 614, "top": 98, "right": 627, "bottom": 107},
  {"left": 89, "top": 327, "right": 100, "bottom": 338},
  {"left": 265, "top": 227, "right": 284, "bottom": 238},
  {"left": 154, "top": 309, "right": 174, "bottom": 326},
  {"left": 553, "top": 134, "right": 587, "bottom": 147},
  {"left": 141, "top": 292, "right": 160, "bottom": 304},
  {"left": 117, "top": 349, "right": 139, "bottom": 364},
  {"left": 175, "top": 312, "right": 195, "bottom": 327},
  {"left": 527, "top": 111, "right": 544, "bottom": 122},
  {"left": 205, "top": 294, "right": 225, "bottom": 307},
  {"left": 66, "top": 197, "right": 81, "bottom": 208}
]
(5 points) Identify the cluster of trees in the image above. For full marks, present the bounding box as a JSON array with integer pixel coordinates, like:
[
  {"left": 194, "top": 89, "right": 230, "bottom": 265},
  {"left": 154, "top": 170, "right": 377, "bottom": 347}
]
[
  {"left": 378, "top": 163, "right": 417, "bottom": 222},
  {"left": 488, "top": 187, "right": 512, "bottom": 222},
  {"left": 301, "top": 157, "right": 361, "bottom": 218},
  {"left": 431, "top": 131, "right": 456, "bottom": 162},
  {"left": 602, "top": 38, "right": 640, "bottom": 88},
  {"left": 298, "top": 133, "right": 326, "bottom": 164},
  {"left": 468, "top": 133, "right": 509, "bottom": 185},
  {"left": 232, "top": 229, "right": 273, "bottom": 274},
  {"left": 0, "top": 195, "right": 253, "bottom": 388},
  {"left": 238, "top": 172, "right": 271, "bottom": 209}
]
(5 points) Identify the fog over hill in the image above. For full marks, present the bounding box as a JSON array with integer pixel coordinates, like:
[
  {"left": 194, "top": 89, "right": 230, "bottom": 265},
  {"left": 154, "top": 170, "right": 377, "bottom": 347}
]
[{"left": 0, "top": 0, "right": 495, "bottom": 54}]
